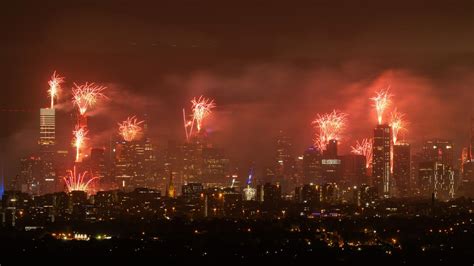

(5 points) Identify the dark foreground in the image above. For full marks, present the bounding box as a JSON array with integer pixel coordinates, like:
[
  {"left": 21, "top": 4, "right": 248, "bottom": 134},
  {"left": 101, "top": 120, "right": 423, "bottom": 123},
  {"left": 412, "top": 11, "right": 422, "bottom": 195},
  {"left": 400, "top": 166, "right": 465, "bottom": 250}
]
[{"left": 0, "top": 215, "right": 473, "bottom": 265}]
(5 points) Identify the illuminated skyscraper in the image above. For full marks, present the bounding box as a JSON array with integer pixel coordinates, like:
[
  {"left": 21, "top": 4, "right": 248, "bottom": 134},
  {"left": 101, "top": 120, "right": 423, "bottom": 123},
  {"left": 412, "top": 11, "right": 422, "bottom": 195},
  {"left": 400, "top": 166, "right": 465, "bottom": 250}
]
[
  {"left": 341, "top": 154, "right": 366, "bottom": 186},
  {"left": 202, "top": 147, "right": 230, "bottom": 186},
  {"left": 421, "top": 139, "right": 454, "bottom": 167},
  {"left": 38, "top": 108, "right": 57, "bottom": 194},
  {"left": 302, "top": 146, "right": 322, "bottom": 184},
  {"left": 418, "top": 161, "right": 455, "bottom": 200},
  {"left": 39, "top": 108, "right": 56, "bottom": 149},
  {"left": 393, "top": 142, "right": 411, "bottom": 197},
  {"left": 275, "top": 131, "right": 296, "bottom": 192},
  {"left": 372, "top": 124, "right": 392, "bottom": 197},
  {"left": 321, "top": 139, "right": 342, "bottom": 184}
]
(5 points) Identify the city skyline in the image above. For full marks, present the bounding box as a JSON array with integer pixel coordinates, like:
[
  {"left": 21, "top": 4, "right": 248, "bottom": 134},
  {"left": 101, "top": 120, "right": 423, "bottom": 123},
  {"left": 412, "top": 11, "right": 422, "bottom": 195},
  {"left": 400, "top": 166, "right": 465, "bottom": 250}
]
[{"left": 0, "top": 1, "right": 473, "bottom": 262}]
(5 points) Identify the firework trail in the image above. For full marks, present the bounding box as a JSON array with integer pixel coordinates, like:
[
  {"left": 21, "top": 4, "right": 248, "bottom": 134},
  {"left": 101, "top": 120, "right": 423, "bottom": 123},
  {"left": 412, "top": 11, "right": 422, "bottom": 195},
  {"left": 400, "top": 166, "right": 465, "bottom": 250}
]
[
  {"left": 191, "top": 96, "right": 215, "bottom": 132},
  {"left": 390, "top": 109, "right": 406, "bottom": 145},
  {"left": 73, "top": 126, "right": 88, "bottom": 162},
  {"left": 312, "top": 110, "right": 347, "bottom": 151},
  {"left": 72, "top": 82, "right": 107, "bottom": 115},
  {"left": 371, "top": 89, "right": 392, "bottom": 125},
  {"left": 48, "top": 71, "right": 64, "bottom": 109},
  {"left": 183, "top": 96, "right": 216, "bottom": 140},
  {"left": 351, "top": 138, "right": 373, "bottom": 168},
  {"left": 118, "top": 116, "right": 144, "bottom": 142},
  {"left": 64, "top": 166, "right": 98, "bottom": 193}
]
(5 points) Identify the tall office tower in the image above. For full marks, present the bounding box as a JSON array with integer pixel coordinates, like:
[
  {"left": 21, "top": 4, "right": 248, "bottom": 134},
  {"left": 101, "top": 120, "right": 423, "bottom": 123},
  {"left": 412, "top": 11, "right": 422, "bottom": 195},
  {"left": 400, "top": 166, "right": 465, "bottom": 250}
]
[
  {"left": 182, "top": 139, "right": 204, "bottom": 185},
  {"left": 275, "top": 131, "right": 296, "bottom": 192},
  {"left": 18, "top": 156, "right": 43, "bottom": 195},
  {"left": 373, "top": 124, "right": 392, "bottom": 197},
  {"left": 39, "top": 108, "right": 56, "bottom": 149},
  {"left": 418, "top": 161, "right": 455, "bottom": 201},
  {"left": 470, "top": 117, "right": 474, "bottom": 159},
  {"left": 321, "top": 139, "right": 342, "bottom": 184},
  {"left": 341, "top": 154, "right": 366, "bottom": 186},
  {"left": 141, "top": 118, "right": 158, "bottom": 188},
  {"left": 393, "top": 142, "right": 411, "bottom": 197},
  {"left": 324, "top": 139, "right": 338, "bottom": 157},
  {"left": 163, "top": 140, "right": 182, "bottom": 193},
  {"left": 421, "top": 139, "right": 454, "bottom": 167},
  {"left": 202, "top": 147, "right": 230, "bottom": 186},
  {"left": 113, "top": 140, "right": 146, "bottom": 190},
  {"left": 38, "top": 108, "right": 57, "bottom": 194},
  {"left": 302, "top": 146, "right": 322, "bottom": 184},
  {"left": 90, "top": 148, "right": 107, "bottom": 191}
]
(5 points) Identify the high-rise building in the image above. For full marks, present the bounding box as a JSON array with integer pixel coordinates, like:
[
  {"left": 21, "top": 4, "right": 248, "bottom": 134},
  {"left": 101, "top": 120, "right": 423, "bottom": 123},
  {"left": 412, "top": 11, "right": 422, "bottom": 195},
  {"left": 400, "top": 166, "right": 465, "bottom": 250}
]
[
  {"left": 90, "top": 148, "right": 107, "bottom": 191},
  {"left": 421, "top": 139, "right": 454, "bottom": 167},
  {"left": 418, "top": 161, "right": 455, "bottom": 201},
  {"left": 202, "top": 147, "right": 230, "bottom": 186},
  {"left": 302, "top": 146, "right": 322, "bottom": 184},
  {"left": 38, "top": 108, "right": 57, "bottom": 195},
  {"left": 321, "top": 140, "right": 342, "bottom": 184},
  {"left": 182, "top": 139, "right": 204, "bottom": 185},
  {"left": 372, "top": 124, "right": 392, "bottom": 197},
  {"left": 18, "top": 156, "right": 43, "bottom": 195},
  {"left": 393, "top": 142, "right": 411, "bottom": 197},
  {"left": 275, "top": 131, "right": 296, "bottom": 193},
  {"left": 341, "top": 154, "right": 366, "bottom": 186},
  {"left": 113, "top": 140, "right": 147, "bottom": 190},
  {"left": 39, "top": 108, "right": 56, "bottom": 149}
]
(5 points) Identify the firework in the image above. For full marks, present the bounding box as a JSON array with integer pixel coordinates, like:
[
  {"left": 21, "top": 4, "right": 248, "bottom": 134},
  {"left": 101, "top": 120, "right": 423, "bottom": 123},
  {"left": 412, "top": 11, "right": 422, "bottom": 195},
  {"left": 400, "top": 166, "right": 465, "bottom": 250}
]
[
  {"left": 351, "top": 138, "right": 373, "bottom": 168},
  {"left": 48, "top": 71, "right": 64, "bottom": 109},
  {"left": 64, "top": 166, "right": 98, "bottom": 193},
  {"left": 72, "top": 82, "right": 107, "bottom": 115},
  {"left": 191, "top": 96, "right": 215, "bottom": 132},
  {"left": 390, "top": 109, "right": 406, "bottom": 145},
  {"left": 118, "top": 116, "right": 144, "bottom": 142},
  {"left": 73, "top": 126, "right": 88, "bottom": 162},
  {"left": 371, "top": 89, "right": 392, "bottom": 125},
  {"left": 312, "top": 110, "right": 347, "bottom": 151}
]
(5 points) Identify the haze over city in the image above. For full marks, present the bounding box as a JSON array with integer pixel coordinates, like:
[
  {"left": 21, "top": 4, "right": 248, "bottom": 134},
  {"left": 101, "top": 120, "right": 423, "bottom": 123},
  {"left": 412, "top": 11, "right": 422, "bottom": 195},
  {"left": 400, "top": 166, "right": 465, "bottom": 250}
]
[{"left": 0, "top": 0, "right": 473, "bottom": 263}]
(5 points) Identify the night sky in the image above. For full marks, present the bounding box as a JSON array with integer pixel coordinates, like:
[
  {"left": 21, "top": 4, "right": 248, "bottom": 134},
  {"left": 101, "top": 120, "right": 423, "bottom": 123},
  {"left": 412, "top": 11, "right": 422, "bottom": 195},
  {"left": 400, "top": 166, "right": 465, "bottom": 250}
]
[{"left": 1, "top": 1, "right": 473, "bottom": 178}]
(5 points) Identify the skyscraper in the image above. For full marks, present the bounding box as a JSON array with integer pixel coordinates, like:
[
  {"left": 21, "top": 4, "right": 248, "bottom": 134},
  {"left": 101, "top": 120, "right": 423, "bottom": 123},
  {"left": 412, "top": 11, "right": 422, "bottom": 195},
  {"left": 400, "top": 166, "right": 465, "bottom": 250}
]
[
  {"left": 321, "top": 139, "right": 342, "bottom": 184},
  {"left": 421, "top": 139, "right": 454, "bottom": 167},
  {"left": 38, "top": 108, "right": 57, "bottom": 194},
  {"left": 275, "top": 131, "right": 296, "bottom": 192},
  {"left": 39, "top": 108, "right": 56, "bottom": 149},
  {"left": 302, "top": 146, "right": 322, "bottom": 184},
  {"left": 341, "top": 154, "right": 366, "bottom": 186},
  {"left": 373, "top": 124, "right": 392, "bottom": 197},
  {"left": 393, "top": 142, "right": 411, "bottom": 197},
  {"left": 418, "top": 161, "right": 455, "bottom": 200}
]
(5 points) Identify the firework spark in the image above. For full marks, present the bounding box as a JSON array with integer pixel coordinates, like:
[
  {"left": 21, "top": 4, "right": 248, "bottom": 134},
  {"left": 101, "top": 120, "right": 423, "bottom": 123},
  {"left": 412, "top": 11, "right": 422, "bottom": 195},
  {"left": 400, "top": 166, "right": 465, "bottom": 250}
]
[
  {"left": 64, "top": 166, "right": 98, "bottom": 193},
  {"left": 48, "top": 71, "right": 64, "bottom": 109},
  {"left": 73, "top": 126, "right": 88, "bottom": 162},
  {"left": 351, "top": 138, "right": 373, "bottom": 168},
  {"left": 191, "top": 96, "right": 215, "bottom": 132},
  {"left": 72, "top": 82, "right": 107, "bottom": 115},
  {"left": 390, "top": 109, "right": 406, "bottom": 145},
  {"left": 371, "top": 89, "right": 392, "bottom": 125},
  {"left": 118, "top": 116, "right": 144, "bottom": 142},
  {"left": 312, "top": 110, "right": 347, "bottom": 151}
]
